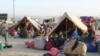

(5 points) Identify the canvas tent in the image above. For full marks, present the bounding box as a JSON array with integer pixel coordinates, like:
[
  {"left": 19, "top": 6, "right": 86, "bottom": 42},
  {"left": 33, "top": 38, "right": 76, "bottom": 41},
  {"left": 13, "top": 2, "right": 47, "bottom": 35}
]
[
  {"left": 11, "top": 16, "right": 41, "bottom": 31},
  {"left": 47, "top": 12, "right": 88, "bottom": 36}
]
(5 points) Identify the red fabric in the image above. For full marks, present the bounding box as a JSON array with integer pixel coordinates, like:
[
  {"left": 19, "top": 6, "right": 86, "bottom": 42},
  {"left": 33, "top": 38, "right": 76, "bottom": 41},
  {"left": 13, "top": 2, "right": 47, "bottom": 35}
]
[
  {"left": 45, "top": 41, "right": 54, "bottom": 50},
  {"left": 81, "top": 16, "right": 85, "bottom": 22},
  {"left": 80, "top": 16, "right": 95, "bottom": 24},
  {"left": 88, "top": 28, "right": 95, "bottom": 34},
  {"left": 88, "top": 17, "right": 95, "bottom": 23},
  {"left": 25, "top": 40, "right": 34, "bottom": 48},
  {"left": 50, "top": 47, "right": 58, "bottom": 56},
  {"left": 81, "top": 16, "right": 89, "bottom": 24},
  {"left": 9, "top": 29, "right": 16, "bottom": 35},
  {"left": 88, "top": 28, "right": 96, "bottom": 38}
]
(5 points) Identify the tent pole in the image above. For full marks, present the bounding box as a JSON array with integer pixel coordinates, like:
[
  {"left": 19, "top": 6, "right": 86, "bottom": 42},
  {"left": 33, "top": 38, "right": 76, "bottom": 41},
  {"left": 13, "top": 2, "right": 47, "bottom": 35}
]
[{"left": 66, "top": 19, "right": 67, "bottom": 38}]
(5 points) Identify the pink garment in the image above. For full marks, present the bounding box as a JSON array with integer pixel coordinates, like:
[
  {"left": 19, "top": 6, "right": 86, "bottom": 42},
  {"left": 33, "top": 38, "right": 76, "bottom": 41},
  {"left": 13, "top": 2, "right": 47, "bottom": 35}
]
[{"left": 50, "top": 47, "right": 59, "bottom": 56}]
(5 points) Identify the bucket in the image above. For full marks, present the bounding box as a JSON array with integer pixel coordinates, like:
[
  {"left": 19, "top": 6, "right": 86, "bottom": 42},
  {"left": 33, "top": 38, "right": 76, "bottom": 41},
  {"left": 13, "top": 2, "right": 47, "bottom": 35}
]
[{"left": 0, "top": 43, "right": 4, "bottom": 50}]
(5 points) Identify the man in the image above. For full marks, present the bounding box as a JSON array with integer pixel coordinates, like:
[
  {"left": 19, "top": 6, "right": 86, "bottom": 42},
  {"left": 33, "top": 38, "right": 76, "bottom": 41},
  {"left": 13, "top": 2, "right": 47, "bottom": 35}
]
[
  {"left": 2, "top": 21, "right": 9, "bottom": 36},
  {"left": 2, "top": 21, "right": 9, "bottom": 46},
  {"left": 64, "top": 31, "right": 87, "bottom": 56}
]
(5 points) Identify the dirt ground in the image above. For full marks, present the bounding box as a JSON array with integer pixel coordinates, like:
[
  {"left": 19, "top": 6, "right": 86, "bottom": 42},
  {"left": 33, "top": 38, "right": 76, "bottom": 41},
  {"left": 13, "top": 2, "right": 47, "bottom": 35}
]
[{"left": 0, "top": 35, "right": 100, "bottom": 56}]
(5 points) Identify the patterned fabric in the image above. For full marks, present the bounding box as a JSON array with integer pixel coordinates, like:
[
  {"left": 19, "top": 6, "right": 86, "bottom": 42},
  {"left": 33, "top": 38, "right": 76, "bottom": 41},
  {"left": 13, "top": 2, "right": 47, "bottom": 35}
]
[{"left": 64, "top": 40, "right": 87, "bottom": 55}]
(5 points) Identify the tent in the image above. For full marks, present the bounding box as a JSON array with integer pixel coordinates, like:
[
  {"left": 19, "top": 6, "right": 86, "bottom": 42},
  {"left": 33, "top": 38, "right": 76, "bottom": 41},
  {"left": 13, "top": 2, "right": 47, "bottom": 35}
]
[
  {"left": 47, "top": 12, "right": 88, "bottom": 36},
  {"left": 11, "top": 16, "right": 41, "bottom": 32}
]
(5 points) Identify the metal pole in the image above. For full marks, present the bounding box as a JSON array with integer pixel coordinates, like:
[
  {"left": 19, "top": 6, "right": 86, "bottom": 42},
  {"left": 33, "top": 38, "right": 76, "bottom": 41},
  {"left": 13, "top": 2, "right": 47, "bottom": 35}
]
[{"left": 13, "top": 0, "right": 15, "bottom": 22}]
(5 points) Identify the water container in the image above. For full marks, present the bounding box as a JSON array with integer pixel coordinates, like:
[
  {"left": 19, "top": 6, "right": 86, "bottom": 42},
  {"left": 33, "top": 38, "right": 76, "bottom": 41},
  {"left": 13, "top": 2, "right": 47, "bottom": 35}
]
[{"left": 0, "top": 43, "right": 4, "bottom": 50}]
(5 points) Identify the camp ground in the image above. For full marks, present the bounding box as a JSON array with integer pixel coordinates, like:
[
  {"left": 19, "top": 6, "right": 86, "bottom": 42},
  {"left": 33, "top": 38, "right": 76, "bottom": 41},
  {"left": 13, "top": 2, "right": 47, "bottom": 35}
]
[{"left": 0, "top": 12, "right": 100, "bottom": 56}]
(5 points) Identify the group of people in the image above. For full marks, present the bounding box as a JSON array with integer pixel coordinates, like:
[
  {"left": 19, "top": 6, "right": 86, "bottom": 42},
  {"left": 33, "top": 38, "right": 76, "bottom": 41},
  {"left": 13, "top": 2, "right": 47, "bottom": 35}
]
[
  {"left": 32, "top": 24, "right": 100, "bottom": 56},
  {"left": 29, "top": 28, "right": 87, "bottom": 56},
  {"left": 1, "top": 20, "right": 100, "bottom": 56}
]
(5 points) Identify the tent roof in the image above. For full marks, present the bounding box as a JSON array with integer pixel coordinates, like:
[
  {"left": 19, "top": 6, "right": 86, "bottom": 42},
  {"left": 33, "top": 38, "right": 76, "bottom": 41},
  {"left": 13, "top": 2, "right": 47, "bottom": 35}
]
[
  {"left": 26, "top": 17, "right": 41, "bottom": 30},
  {"left": 12, "top": 16, "right": 41, "bottom": 31},
  {"left": 47, "top": 12, "right": 88, "bottom": 36}
]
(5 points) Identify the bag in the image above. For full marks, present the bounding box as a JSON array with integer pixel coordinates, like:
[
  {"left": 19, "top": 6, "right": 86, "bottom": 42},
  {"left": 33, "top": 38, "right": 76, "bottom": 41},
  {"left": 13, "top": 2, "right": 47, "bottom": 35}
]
[
  {"left": 87, "top": 43, "right": 96, "bottom": 52},
  {"left": 64, "top": 40, "right": 87, "bottom": 55},
  {"left": 50, "top": 47, "right": 59, "bottom": 56},
  {"left": 4, "top": 44, "right": 12, "bottom": 48},
  {"left": 45, "top": 40, "right": 54, "bottom": 50},
  {"left": 6, "top": 45, "right": 12, "bottom": 48},
  {"left": 34, "top": 37, "right": 45, "bottom": 49},
  {"left": 72, "top": 41, "right": 79, "bottom": 51}
]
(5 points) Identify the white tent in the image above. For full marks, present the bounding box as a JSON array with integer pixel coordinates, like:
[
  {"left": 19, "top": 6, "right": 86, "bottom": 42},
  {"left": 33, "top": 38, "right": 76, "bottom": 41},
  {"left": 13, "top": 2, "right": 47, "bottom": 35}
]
[
  {"left": 27, "top": 17, "right": 41, "bottom": 30},
  {"left": 47, "top": 12, "right": 88, "bottom": 36},
  {"left": 11, "top": 16, "right": 41, "bottom": 31}
]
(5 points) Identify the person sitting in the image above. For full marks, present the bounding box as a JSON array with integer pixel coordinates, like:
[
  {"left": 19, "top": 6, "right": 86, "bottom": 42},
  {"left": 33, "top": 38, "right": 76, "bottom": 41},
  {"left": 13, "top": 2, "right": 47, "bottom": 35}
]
[
  {"left": 34, "top": 31, "right": 46, "bottom": 50},
  {"left": 58, "top": 31, "right": 66, "bottom": 50},
  {"left": 87, "top": 25, "right": 96, "bottom": 43},
  {"left": 58, "top": 31, "right": 64, "bottom": 39},
  {"left": 28, "top": 26, "right": 35, "bottom": 38},
  {"left": 80, "top": 32, "right": 89, "bottom": 43},
  {"left": 72, "top": 28, "right": 80, "bottom": 40}
]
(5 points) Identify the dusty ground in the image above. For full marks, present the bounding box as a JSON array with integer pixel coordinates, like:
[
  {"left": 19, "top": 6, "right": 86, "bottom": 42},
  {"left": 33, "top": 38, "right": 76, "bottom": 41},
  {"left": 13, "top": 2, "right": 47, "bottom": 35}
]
[{"left": 0, "top": 35, "right": 100, "bottom": 56}]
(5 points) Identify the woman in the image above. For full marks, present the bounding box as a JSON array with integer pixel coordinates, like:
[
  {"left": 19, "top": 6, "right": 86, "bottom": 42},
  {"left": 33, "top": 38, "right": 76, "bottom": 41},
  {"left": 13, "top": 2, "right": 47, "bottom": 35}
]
[{"left": 34, "top": 30, "right": 46, "bottom": 50}]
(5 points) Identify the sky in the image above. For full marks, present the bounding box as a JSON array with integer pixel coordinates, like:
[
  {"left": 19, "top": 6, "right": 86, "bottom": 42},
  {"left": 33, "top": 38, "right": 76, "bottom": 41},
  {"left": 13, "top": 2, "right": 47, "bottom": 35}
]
[{"left": 0, "top": 0, "right": 100, "bottom": 18}]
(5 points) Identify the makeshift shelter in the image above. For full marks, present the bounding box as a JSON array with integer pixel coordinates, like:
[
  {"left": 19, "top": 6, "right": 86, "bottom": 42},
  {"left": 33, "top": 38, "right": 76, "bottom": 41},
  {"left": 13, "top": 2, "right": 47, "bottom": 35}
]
[
  {"left": 11, "top": 16, "right": 41, "bottom": 32},
  {"left": 47, "top": 12, "right": 88, "bottom": 36}
]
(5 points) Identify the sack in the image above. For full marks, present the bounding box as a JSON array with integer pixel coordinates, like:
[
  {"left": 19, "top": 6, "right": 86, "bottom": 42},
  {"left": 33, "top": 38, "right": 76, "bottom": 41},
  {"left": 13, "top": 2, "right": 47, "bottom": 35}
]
[
  {"left": 50, "top": 47, "right": 59, "bottom": 56},
  {"left": 64, "top": 40, "right": 87, "bottom": 55},
  {"left": 34, "top": 37, "right": 45, "bottom": 49},
  {"left": 45, "top": 40, "right": 54, "bottom": 50}
]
